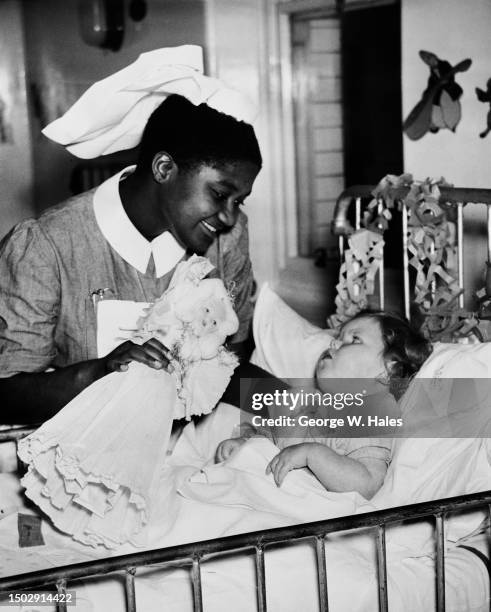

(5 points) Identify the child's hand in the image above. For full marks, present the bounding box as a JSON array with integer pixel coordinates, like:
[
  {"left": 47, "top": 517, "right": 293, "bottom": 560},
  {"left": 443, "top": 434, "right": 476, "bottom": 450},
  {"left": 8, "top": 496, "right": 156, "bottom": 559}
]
[
  {"left": 266, "top": 444, "right": 310, "bottom": 486},
  {"left": 215, "top": 437, "right": 246, "bottom": 463}
]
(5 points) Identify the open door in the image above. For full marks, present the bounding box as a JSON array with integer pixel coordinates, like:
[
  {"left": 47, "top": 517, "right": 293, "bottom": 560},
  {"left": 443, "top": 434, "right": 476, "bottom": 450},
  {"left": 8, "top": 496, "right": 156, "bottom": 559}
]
[{"left": 291, "top": 1, "right": 402, "bottom": 264}]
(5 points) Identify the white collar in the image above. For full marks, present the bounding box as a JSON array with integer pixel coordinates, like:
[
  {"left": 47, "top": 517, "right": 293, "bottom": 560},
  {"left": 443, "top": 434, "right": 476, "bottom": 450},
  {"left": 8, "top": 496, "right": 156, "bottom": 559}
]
[{"left": 93, "top": 166, "right": 185, "bottom": 277}]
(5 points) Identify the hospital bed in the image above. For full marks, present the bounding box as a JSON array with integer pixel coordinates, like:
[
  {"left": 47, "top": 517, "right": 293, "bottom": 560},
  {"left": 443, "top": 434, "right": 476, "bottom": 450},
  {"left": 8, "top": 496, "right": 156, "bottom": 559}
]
[{"left": 0, "top": 180, "right": 491, "bottom": 612}]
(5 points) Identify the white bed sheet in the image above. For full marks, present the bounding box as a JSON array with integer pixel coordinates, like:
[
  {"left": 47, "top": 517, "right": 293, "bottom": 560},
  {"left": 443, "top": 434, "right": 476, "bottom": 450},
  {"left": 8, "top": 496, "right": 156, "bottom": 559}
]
[{"left": 0, "top": 404, "right": 490, "bottom": 612}]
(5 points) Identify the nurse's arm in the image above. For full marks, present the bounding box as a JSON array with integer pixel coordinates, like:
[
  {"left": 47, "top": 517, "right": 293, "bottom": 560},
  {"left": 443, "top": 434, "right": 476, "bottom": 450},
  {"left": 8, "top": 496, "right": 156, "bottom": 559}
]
[{"left": 1, "top": 339, "right": 171, "bottom": 424}]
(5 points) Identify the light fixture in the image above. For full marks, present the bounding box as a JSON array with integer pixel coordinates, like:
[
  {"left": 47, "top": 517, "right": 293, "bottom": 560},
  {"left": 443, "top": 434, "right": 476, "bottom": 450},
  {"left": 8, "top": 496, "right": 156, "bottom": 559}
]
[
  {"left": 78, "top": 0, "right": 125, "bottom": 52},
  {"left": 129, "top": 0, "right": 147, "bottom": 22}
]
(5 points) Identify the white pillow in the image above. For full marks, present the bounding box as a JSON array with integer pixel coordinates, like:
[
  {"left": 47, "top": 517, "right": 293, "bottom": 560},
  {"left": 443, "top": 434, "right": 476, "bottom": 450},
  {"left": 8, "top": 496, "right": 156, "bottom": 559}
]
[
  {"left": 394, "top": 339, "right": 491, "bottom": 482},
  {"left": 415, "top": 341, "right": 491, "bottom": 380},
  {"left": 377, "top": 341, "right": 491, "bottom": 550},
  {"left": 250, "top": 283, "right": 335, "bottom": 381},
  {"left": 400, "top": 341, "right": 491, "bottom": 451}
]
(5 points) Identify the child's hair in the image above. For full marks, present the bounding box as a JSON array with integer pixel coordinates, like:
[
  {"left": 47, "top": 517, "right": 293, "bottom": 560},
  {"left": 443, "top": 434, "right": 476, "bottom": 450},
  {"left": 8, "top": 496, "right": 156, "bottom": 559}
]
[
  {"left": 348, "top": 310, "right": 433, "bottom": 397},
  {"left": 136, "top": 94, "right": 262, "bottom": 172}
]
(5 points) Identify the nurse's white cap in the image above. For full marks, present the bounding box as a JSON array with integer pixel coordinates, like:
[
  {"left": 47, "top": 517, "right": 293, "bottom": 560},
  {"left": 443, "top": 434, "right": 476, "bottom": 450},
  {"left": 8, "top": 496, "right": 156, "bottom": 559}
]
[{"left": 42, "top": 45, "right": 256, "bottom": 159}]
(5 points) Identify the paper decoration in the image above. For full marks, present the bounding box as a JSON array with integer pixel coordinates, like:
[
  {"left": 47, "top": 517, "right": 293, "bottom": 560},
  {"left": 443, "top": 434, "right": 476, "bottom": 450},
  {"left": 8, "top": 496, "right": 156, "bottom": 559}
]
[
  {"left": 330, "top": 174, "right": 488, "bottom": 342},
  {"left": 328, "top": 229, "right": 384, "bottom": 328},
  {"left": 404, "top": 51, "right": 471, "bottom": 141}
]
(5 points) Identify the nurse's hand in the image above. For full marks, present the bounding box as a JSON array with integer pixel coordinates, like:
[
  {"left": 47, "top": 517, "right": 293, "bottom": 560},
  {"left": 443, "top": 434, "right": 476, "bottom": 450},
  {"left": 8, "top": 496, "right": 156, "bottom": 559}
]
[{"left": 102, "top": 339, "right": 173, "bottom": 374}]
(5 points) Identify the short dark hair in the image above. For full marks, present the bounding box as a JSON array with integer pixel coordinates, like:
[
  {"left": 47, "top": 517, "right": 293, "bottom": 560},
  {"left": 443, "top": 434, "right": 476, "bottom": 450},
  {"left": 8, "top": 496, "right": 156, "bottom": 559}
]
[
  {"left": 137, "top": 94, "right": 262, "bottom": 172},
  {"left": 348, "top": 310, "right": 433, "bottom": 397}
]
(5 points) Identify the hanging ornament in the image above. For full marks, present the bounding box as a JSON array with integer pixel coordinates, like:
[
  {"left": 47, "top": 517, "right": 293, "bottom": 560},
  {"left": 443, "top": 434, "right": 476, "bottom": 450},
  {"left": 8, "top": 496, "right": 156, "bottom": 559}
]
[
  {"left": 403, "top": 50, "right": 471, "bottom": 140},
  {"left": 476, "top": 78, "right": 491, "bottom": 138}
]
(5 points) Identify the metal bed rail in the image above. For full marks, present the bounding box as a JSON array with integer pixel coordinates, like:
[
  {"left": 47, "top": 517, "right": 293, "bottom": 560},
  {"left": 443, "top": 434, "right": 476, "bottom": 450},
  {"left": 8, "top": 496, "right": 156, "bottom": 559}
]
[
  {"left": 0, "top": 490, "right": 490, "bottom": 612},
  {"left": 0, "top": 427, "right": 35, "bottom": 443},
  {"left": 0, "top": 426, "right": 35, "bottom": 472},
  {"left": 332, "top": 185, "right": 491, "bottom": 318}
]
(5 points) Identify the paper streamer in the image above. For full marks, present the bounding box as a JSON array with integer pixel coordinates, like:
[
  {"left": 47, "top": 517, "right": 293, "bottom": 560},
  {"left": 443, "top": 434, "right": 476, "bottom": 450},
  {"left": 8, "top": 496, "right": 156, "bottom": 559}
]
[{"left": 330, "top": 174, "right": 487, "bottom": 342}]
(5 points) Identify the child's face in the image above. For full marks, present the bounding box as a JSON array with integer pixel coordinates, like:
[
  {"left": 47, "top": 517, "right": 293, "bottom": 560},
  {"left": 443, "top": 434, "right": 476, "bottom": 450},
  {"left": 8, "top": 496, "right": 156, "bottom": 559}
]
[
  {"left": 192, "top": 298, "right": 228, "bottom": 337},
  {"left": 315, "top": 317, "right": 387, "bottom": 390}
]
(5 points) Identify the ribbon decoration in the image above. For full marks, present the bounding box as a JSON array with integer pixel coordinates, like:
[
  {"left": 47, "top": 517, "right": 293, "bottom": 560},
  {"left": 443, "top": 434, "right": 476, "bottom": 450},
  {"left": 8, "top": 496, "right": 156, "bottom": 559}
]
[
  {"left": 403, "top": 178, "right": 461, "bottom": 308},
  {"left": 328, "top": 229, "right": 384, "bottom": 328},
  {"left": 420, "top": 308, "right": 480, "bottom": 342},
  {"left": 329, "top": 174, "right": 486, "bottom": 342}
]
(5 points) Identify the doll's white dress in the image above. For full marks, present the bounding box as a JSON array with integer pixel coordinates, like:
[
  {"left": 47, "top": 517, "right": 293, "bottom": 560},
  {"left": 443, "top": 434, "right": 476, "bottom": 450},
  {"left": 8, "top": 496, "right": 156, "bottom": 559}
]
[{"left": 18, "top": 256, "right": 239, "bottom": 548}]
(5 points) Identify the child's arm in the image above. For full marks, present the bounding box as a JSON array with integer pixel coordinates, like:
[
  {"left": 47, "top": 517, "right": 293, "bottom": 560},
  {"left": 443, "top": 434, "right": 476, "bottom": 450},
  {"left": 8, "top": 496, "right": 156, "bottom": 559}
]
[{"left": 266, "top": 443, "right": 387, "bottom": 499}]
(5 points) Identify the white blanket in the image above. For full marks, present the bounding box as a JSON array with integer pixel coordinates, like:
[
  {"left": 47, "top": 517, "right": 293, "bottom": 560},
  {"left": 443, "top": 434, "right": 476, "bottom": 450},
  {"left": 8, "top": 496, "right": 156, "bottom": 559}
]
[{"left": 1, "top": 403, "right": 490, "bottom": 611}]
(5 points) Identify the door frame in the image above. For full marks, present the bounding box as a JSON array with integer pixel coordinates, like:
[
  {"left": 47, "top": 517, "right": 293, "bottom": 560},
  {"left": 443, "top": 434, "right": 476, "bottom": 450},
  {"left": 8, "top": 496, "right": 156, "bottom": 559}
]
[{"left": 268, "top": 0, "right": 339, "bottom": 261}]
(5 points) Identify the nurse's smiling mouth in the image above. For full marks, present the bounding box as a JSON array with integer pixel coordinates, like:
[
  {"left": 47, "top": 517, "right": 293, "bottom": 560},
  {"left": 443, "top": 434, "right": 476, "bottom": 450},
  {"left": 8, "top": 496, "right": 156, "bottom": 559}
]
[{"left": 201, "top": 220, "right": 218, "bottom": 236}]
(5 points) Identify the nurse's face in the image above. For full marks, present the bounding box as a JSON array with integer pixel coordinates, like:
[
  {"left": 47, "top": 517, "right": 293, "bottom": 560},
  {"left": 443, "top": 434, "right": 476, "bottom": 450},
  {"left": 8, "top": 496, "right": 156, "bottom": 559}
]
[
  {"left": 315, "top": 317, "right": 387, "bottom": 391},
  {"left": 162, "top": 161, "right": 259, "bottom": 254}
]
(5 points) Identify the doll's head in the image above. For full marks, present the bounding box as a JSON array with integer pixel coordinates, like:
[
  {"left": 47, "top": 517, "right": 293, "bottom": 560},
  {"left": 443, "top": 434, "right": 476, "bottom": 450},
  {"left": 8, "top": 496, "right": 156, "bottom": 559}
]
[
  {"left": 176, "top": 278, "right": 239, "bottom": 360},
  {"left": 191, "top": 297, "right": 229, "bottom": 337}
]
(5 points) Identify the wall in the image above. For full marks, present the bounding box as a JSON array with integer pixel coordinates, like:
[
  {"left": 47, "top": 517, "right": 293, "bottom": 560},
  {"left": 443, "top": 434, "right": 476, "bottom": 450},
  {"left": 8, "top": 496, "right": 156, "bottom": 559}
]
[
  {"left": 205, "top": 0, "right": 285, "bottom": 286},
  {"left": 209, "top": 0, "right": 491, "bottom": 305},
  {"left": 23, "top": 0, "right": 206, "bottom": 214},
  {"left": 402, "top": 0, "right": 491, "bottom": 296},
  {"left": 0, "top": 1, "right": 34, "bottom": 239}
]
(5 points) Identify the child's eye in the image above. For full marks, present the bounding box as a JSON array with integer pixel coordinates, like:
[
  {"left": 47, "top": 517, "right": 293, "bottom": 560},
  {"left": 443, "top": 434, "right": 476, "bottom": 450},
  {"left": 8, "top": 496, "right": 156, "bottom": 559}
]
[
  {"left": 352, "top": 335, "right": 362, "bottom": 344},
  {"left": 212, "top": 320, "right": 217, "bottom": 326}
]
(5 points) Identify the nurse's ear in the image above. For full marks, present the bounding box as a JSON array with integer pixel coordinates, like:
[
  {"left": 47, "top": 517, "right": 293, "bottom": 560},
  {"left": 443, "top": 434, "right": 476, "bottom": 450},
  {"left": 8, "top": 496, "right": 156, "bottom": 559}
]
[{"left": 152, "top": 152, "right": 177, "bottom": 184}]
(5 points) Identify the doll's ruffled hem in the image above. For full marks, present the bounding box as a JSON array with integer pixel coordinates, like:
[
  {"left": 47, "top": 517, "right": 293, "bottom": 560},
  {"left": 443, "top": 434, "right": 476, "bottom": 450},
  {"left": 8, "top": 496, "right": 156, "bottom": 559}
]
[
  {"left": 21, "top": 459, "right": 149, "bottom": 548},
  {"left": 19, "top": 429, "right": 158, "bottom": 549},
  {"left": 17, "top": 364, "right": 177, "bottom": 549}
]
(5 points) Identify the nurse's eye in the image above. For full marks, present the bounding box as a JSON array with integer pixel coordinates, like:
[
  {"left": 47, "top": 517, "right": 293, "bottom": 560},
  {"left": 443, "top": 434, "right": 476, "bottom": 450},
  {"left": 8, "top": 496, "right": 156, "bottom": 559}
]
[{"left": 212, "top": 189, "right": 228, "bottom": 202}]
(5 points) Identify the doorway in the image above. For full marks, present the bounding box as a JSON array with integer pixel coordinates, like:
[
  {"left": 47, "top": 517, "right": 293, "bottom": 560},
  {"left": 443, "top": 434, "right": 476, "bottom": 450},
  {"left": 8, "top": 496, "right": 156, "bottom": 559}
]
[{"left": 291, "top": 1, "right": 403, "bottom": 264}]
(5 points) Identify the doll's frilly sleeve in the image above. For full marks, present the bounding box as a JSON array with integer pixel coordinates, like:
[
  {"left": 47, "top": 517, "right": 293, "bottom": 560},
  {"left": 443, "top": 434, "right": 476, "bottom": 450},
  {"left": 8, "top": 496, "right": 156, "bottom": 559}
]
[{"left": 17, "top": 256, "right": 239, "bottom": 549}]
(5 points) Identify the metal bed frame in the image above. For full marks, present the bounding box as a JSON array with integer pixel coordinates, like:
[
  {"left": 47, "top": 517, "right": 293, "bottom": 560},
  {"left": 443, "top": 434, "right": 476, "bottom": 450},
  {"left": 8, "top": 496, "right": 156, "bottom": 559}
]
[
  {"left": 0, "top": 481, "right": 490, "bottom": 612},
  {"left": 1, "top": 185, "right": 491, "bottom": 611}
]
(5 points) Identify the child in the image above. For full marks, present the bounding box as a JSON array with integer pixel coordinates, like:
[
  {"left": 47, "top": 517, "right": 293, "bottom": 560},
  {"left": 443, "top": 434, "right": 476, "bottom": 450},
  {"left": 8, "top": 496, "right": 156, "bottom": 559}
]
[{"left": 216, "top": 311, "right": 431, "bottom": 500}]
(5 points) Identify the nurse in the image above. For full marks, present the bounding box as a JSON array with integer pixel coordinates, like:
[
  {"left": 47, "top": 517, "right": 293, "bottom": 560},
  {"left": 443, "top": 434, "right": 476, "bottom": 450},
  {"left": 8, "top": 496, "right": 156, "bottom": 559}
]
[{"left": 0, "top": 47, "right": 262, "bottom": 424}]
